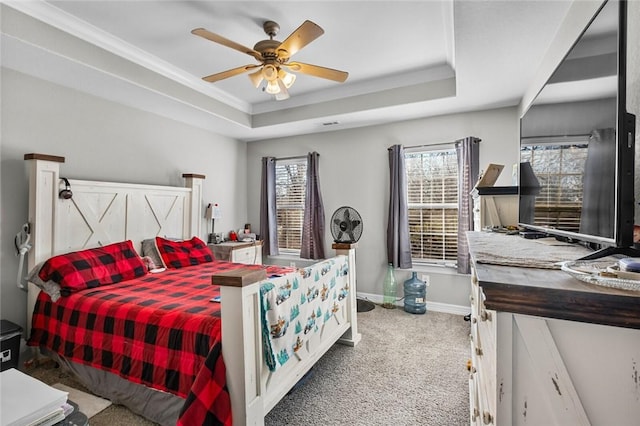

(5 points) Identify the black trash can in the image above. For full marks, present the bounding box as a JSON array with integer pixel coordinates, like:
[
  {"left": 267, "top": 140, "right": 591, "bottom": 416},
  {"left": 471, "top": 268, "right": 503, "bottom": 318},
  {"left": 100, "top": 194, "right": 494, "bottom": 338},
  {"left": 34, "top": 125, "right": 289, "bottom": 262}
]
[{"left": 0, "top": 320, "right": 23, "bottom": 371}]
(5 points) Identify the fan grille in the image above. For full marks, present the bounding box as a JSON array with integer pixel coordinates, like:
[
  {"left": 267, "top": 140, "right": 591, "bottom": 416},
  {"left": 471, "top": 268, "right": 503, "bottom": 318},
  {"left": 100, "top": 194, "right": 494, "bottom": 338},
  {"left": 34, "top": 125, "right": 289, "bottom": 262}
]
[{"left": 330, "top": 207, "right": 363, "bottom": 243}]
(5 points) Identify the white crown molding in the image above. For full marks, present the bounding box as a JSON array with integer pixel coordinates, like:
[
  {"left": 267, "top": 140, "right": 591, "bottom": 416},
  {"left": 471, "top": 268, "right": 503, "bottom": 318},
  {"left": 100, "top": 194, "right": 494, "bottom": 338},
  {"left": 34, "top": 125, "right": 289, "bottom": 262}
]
[{"left": 3, "top": 0, "right": 251, "bottom": 113}]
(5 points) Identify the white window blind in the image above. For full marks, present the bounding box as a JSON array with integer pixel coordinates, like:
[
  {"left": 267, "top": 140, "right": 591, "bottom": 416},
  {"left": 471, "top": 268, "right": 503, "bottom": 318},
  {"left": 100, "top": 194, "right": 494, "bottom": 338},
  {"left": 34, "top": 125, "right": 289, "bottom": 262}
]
[
  {"left": 521, "top": 139, "right": 588, "bottom": 232},
  {"left": 405, "top": 148, "right": 458, "bottom": 263},
  {"left": 275, "top": 158, "right": 307, "bottom": 252}
]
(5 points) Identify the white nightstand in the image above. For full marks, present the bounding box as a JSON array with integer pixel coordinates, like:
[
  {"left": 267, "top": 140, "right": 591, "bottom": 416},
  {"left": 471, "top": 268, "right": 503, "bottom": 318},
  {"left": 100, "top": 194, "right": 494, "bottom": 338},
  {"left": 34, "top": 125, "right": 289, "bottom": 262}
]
[{"left": 209, "top": 241, "right": 263, "bottom": 265}]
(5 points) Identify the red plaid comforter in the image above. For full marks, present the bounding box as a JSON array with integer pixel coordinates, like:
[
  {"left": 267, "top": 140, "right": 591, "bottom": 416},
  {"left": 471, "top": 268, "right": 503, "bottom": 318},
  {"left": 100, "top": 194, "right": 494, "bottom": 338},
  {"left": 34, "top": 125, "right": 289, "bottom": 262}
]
[{"left": 28, "top": 260, "right": 294, "bottom": 426}]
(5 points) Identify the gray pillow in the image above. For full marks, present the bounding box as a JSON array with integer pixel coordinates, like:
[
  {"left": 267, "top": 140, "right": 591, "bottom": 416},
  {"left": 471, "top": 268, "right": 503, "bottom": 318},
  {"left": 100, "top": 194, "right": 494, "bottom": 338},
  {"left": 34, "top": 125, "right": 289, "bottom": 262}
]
[
  {"left": 27, "top": 262, "right": 61, "bottom": 301},
  {"left": 141, "top": 238, "right": 165, "bottom": 268}
]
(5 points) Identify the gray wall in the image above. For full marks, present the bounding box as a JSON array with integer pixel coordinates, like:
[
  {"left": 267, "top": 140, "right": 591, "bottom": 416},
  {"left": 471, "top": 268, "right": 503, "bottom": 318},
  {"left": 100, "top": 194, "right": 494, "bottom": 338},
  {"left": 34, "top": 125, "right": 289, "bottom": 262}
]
[
  {"left": 1, "top": 69, "right": 248, "bottom": 331},
  {"left": 246, "top": 107, "right": 520, "bottom": 310}
]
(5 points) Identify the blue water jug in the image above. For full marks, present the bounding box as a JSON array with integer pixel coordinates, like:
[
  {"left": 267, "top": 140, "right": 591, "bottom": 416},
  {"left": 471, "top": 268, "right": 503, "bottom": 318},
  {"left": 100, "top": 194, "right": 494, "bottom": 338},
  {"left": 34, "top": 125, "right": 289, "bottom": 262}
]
[{"left": 403, "top": 272, "right": 426, "bottom": 314}]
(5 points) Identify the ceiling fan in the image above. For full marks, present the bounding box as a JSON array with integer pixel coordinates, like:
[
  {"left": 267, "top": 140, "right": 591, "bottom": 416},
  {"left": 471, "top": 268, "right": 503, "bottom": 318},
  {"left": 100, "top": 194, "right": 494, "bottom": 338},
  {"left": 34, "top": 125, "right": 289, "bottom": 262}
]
[{"left": 191, "top": 20, "right": 348, "bottom": 100}]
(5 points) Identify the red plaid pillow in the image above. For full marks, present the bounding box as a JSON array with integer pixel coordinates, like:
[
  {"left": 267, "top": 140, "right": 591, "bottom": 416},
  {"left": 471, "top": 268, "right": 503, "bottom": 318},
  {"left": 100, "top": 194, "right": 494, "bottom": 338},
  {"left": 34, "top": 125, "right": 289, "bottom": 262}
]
[
  {"left": 38, "top": 240, "right": 147, "bottom": 296},
  {"left": 155, "top": 236, "right": 213, "bottom": 269}
]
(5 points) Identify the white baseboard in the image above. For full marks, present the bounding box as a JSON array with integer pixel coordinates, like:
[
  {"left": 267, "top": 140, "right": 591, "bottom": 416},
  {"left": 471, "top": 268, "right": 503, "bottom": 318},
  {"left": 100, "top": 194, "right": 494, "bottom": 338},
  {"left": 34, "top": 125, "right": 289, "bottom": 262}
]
[{"left": 357, "top": 292, "right": 469, "bottom": 316}]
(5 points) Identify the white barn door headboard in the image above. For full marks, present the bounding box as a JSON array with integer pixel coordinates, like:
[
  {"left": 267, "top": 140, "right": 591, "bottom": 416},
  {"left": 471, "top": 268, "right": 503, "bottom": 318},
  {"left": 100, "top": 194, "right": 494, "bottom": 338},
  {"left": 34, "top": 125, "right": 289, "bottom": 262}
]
[{"left": 24, "top": 153, "right": 205, "bottom": 333}]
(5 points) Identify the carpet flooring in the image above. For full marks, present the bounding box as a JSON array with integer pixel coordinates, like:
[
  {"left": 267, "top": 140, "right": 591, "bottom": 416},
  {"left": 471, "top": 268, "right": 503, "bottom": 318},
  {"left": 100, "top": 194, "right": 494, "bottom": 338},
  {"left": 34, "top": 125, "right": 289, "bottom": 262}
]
[{"left": 25, "top": 306, "right": 470, "bottom": 425}]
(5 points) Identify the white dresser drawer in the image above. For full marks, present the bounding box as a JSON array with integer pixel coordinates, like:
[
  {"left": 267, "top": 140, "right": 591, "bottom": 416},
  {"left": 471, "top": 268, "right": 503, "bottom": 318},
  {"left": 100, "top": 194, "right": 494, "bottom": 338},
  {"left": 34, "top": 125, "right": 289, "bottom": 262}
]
[{"left": 231, "top": 245, "right": 262, "bottom": 265}]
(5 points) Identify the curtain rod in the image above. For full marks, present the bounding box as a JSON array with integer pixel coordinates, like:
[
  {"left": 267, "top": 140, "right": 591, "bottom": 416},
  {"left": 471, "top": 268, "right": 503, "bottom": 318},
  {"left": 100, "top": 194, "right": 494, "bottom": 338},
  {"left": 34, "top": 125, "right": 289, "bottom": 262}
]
[
  {"left": 521, "top": 133, "right": 591, "bottom": 139},
  {"left": 403, "top": 141, "right": 456, "bottom": 150},
  {"left": 402, "top": 139, "right": 482, "bottom": 150},
  {"left": 274, "top": 153, "right": 318, "bottom": 161}
]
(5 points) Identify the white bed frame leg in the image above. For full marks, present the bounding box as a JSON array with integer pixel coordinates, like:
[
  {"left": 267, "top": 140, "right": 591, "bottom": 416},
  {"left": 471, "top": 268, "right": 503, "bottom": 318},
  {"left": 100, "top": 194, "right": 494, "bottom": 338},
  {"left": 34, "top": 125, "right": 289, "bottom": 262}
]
[
  {"left": 216, "top": 272, "right": 267, "bottom": 426},
  {"left": 333, "top": 243, "right": 361, "bottom": 346}
]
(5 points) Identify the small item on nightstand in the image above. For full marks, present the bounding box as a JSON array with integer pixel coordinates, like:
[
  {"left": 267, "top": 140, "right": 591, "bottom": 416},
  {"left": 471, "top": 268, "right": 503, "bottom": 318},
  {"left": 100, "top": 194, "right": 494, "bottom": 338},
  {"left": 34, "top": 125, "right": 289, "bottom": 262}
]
[{"left": 229, "top": 230, "right": 237, "bottom": 241}]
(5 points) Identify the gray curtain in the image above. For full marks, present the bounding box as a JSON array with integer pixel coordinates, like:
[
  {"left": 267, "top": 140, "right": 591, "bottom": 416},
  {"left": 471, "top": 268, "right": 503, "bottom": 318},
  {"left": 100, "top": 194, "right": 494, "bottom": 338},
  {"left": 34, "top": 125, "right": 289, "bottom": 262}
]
[
  {"left": 387, "top": 144, "right": 412, "bottom": 269},
  {"left": 455, "top": 137, "right": 480, "bottom": 274},
  {"left": 301, "top": 152, "right": 326, "bottom": 259},
  {"left": 260, "top": 157, "right": 279, "bottom": 256},
  {"left": 579, "top": 128, "right": 615, "bottom": 239}
]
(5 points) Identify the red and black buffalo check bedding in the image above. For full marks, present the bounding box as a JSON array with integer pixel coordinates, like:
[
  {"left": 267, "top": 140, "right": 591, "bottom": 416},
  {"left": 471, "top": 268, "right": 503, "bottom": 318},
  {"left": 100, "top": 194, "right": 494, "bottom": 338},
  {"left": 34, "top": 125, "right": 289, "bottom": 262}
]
[{"left": 29, "top": 260, "right": 294, "bottom": 426}]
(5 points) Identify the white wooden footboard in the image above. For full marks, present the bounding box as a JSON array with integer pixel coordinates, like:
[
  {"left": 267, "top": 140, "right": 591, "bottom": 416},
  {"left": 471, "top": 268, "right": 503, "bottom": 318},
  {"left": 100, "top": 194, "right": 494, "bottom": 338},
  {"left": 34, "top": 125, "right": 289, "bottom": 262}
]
[{"left": 216, "top": 244, "right": 360, "bottom": 426}]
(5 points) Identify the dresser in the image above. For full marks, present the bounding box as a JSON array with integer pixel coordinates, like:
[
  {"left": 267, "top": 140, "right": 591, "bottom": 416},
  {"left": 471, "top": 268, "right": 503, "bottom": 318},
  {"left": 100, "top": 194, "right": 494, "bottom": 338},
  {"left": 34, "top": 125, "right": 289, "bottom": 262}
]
[
  {"left": 209, "top": 241, "right": 262, "bottom": 265},
  {"left": 468, "top": 232, "right": 640, "bottom": 426}
]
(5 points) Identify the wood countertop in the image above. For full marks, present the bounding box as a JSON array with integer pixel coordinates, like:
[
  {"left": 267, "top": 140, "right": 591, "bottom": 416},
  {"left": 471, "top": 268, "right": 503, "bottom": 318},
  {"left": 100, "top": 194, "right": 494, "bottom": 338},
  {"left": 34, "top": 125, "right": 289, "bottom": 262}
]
[{"left": 468, "top": 231, "right": 640, "bottom": 329}]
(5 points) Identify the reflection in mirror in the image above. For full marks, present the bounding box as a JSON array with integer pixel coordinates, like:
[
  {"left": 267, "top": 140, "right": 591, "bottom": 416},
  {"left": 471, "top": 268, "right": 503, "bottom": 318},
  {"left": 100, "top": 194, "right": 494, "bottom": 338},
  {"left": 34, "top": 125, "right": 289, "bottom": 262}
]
[{"left": 519, "top": 0, "right": 621, "bottom": 245}]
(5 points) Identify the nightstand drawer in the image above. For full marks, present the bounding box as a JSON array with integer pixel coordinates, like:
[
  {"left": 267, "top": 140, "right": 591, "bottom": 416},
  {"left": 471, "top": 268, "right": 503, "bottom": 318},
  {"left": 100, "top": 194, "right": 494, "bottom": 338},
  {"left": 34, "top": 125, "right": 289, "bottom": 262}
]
[
  {"left": 209, "top": 241, "right": 262, "bottom": 265},
  {"left": 231, "top": 245, "right": 262, "bottom": 265}
]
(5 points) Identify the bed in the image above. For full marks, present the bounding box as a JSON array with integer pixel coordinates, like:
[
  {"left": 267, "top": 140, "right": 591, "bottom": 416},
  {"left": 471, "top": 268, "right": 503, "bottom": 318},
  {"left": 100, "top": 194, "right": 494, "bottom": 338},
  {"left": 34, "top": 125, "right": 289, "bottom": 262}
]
[{"left": 23, "top": 153, "right": 361, "bottom": 425}]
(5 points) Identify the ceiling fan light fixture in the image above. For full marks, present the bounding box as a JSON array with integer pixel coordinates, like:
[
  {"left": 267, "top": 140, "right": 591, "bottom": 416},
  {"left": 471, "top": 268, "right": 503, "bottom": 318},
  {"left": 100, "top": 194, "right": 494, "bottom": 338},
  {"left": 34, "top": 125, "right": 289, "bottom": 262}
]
[
  {"left": 278, "top": 69, "right": 296, "bottom": 88},
  {"left": 262, "top": 64, "right": 278, "bottom": 82},
  {"left": 248, "top": 69, "right": 264, "bottom": 88},
  {"left": 265, "top": 79, "right": 281, "bottom": 94},
  {"left": 275, "top": 89, "right": 290, "bottom": 101},
  {"left": 275, "top": 79, "right": 290, "bottom": 100}
]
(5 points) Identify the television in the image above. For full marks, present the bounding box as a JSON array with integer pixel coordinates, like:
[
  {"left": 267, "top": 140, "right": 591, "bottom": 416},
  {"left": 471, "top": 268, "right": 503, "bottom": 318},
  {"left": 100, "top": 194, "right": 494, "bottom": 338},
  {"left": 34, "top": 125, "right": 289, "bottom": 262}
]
[{"left": 519, "top": 0, "right": 637, "bottom": 259}]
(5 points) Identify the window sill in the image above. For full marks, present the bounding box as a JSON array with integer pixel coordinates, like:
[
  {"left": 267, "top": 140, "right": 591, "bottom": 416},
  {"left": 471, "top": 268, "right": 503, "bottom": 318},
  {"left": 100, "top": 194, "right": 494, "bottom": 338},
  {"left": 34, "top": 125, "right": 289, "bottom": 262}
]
[
  {"left": 266, "top": 253, "right": 316, "bottom": 268},
  {"left": 408, "top": 262, "right": 465, "bottom": 276},
  {"left": 268, "top": 253, "right": 300, "bottom": 262}
]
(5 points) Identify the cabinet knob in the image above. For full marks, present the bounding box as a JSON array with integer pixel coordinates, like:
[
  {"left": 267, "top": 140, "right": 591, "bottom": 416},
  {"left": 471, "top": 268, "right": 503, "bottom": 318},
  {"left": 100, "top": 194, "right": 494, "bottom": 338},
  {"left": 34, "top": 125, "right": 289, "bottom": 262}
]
[{"left": 483, "top": 411, "right": 493, "bottom": 424}]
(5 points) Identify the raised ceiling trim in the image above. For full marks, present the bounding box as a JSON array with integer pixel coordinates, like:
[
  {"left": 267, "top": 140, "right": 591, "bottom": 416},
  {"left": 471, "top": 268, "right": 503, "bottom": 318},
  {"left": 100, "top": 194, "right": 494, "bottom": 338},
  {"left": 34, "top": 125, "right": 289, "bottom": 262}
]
[
  {"left": 3, "top": 0, "right": 251, "bottom": 112},
  {"left": 253, "top": 77, "right": 457, "bottom": 128}
]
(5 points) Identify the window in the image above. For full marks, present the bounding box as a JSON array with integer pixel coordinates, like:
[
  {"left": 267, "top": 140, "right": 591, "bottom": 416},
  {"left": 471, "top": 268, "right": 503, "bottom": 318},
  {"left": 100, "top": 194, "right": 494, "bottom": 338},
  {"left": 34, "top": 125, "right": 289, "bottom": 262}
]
[
  {"left": 275, "top": 158, "right": 307, "bottom": 252},
  {"left": 521, "top": 137, "right": 588, "bottom": 232},
  {"left": 405, "top": 148, "right": 458, "bottom": 264}
]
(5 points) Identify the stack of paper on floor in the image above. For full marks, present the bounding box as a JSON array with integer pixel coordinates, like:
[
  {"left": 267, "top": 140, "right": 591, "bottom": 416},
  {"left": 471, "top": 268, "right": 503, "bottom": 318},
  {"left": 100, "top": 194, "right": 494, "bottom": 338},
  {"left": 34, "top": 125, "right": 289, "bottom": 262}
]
[{"left": 0, "top": 368, "right": 68, "bottom": 426}]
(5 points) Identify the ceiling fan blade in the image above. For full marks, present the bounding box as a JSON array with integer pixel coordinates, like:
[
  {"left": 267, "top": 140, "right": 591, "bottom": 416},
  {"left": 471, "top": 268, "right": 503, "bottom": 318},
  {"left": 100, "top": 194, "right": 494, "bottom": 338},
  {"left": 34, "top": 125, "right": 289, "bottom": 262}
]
[
  {"left": 284, "top": 62, "right": 348, "bottom": 83},
  {"left": 202, "top": 64, "right": 259, "bottom": 83},
  {"left": 277, "top": 20, "right": 324, "bottom": 58},
  {"left": 191, "top": 28, "right": 262, "bottom": 61}
]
